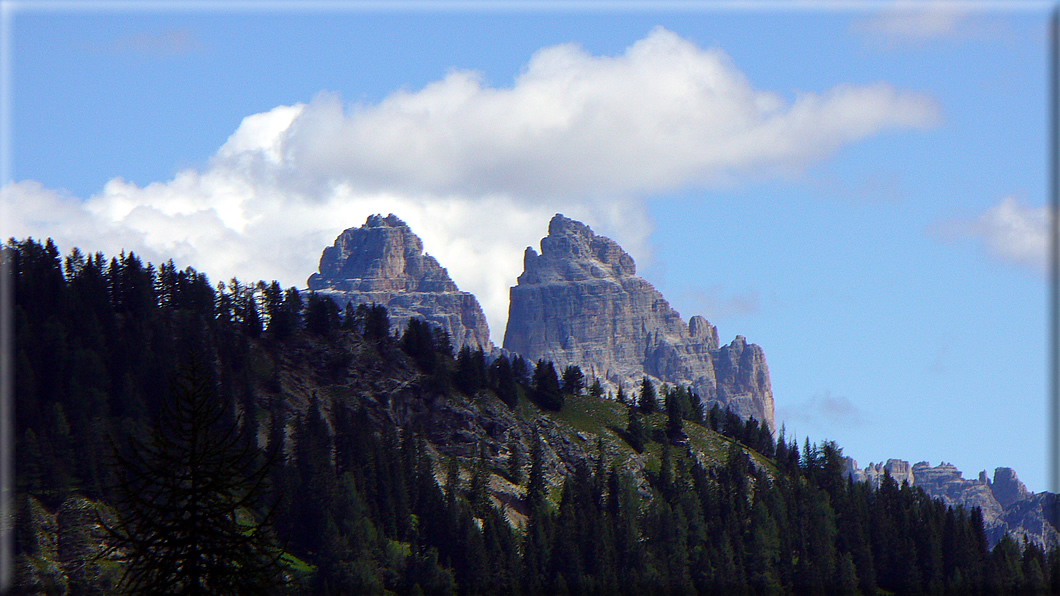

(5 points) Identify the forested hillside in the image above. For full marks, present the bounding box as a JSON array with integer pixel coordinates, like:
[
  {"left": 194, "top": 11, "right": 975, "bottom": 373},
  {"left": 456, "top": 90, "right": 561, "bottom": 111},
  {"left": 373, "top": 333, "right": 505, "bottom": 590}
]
[{"left": 11, "top": 237, "right": 1060, "bottom": 594}]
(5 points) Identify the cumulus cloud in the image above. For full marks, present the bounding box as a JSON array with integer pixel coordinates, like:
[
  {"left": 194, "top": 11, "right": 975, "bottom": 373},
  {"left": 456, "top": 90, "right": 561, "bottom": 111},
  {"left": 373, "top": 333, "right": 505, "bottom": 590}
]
[
  {"left": 281, "top": 27, "right": 939, "bottom": 198},
  {"left": 933, "top": 196, "right": 1052, "bottom": 274},
  {"left": 2, "top": 26, "right": 940, "bottom": 344}
]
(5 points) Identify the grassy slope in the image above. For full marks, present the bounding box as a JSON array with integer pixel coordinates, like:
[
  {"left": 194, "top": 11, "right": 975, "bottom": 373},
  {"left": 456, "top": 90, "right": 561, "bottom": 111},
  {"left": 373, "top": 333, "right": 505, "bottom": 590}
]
[{"left": 525, "top": 391, "right": 777, "bottom": 488}]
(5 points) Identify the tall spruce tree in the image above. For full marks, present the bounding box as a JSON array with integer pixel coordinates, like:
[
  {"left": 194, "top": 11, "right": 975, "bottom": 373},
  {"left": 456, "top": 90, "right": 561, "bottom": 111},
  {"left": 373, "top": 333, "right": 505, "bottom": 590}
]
[
  {"left": 102, "top": 359, "right": 285, "bottom": 594},
  {"left": 637, "top": 376, "right": 657, "bottom": 414},
  {"left": 532, "top": 360, "right": 563, "bottom": 411}
]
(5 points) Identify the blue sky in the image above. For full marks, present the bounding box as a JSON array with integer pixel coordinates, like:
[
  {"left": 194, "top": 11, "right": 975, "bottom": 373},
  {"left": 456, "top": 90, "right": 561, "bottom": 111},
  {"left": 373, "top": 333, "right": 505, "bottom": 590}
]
[{"left": 3, "top": 2, "right": 1054, "bottom": 492}]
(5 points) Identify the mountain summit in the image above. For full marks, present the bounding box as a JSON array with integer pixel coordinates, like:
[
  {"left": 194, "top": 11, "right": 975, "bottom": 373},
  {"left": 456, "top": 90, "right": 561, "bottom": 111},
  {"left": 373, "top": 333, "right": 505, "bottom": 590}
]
[
  {"left": 504, "top": 214, "right": 774, "bottom": 430},
  {"left": 307, "top": 214, "right": 492, "bottom": 351}
]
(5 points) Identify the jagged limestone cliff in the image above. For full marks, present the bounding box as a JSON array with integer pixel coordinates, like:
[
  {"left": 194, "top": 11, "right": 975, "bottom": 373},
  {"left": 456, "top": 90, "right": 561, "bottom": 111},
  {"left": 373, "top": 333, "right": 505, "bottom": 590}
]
[
  {"left": 307, "top": 214, "right": 492, "bottom": 352},
  {"left": 504, "top": 214, "right": 774, "bottom": 430},
  {"left": 845, "top": 457, "right": 1060, "bottom": 550}
]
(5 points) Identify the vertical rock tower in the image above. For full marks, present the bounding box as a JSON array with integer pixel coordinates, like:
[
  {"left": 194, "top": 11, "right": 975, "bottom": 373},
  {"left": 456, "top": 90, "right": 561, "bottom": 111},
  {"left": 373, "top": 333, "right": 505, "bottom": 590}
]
[
  {"left": 307, "top": 214, "right": 492, "bottom": 352},
  {"left": 504, "top": 214, "right": 774, "bottom": 430}
]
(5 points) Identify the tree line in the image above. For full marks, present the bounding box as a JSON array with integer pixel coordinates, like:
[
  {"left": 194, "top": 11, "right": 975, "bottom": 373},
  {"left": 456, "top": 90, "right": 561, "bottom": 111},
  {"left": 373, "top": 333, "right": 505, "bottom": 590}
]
[{"left": 10, "top": 237, "right": 1060, "bottom": 594}]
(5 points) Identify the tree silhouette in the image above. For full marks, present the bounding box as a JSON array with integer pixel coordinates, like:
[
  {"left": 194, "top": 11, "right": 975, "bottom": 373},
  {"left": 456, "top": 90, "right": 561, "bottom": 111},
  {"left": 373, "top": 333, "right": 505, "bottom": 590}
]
[
  {"left": 102, "top": 358, "right": 286, "bottom": 594},
  {"left": 637, "top": 376, "right": 657, "bottom": 414},
  {"left": 532, "top": 360, "right": 563, "bottom": 411}
]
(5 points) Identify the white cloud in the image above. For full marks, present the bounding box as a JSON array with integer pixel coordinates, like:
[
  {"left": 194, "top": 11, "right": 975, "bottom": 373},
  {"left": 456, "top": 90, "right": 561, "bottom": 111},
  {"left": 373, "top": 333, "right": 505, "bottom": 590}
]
[
  {"left": 281, "top": 27, "right": 939, "bottom": 198},
  {"left": 935, "top": 196, "right": 1052, "bottom": 274},
  {"left": 2, "top": 26, "right": 940, "bottom": 345}
]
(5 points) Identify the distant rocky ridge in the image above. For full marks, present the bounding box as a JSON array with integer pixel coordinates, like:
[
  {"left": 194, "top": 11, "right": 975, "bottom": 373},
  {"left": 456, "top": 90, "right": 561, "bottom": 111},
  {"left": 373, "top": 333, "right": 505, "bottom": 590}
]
[
  {"left": 504, "top": 214, "right": 774, "bottom": 430},
  {"left": 307, "top": 214, "right": 492, "bottom": 352},
  {"left": 845, "top": 457, "right": 1059, "bottom": 550}
]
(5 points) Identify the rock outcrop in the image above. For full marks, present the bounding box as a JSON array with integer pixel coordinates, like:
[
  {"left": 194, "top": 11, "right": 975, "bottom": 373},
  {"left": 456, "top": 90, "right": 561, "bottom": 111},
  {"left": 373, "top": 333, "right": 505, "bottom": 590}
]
[
  {"left": 503, "top": 214, "right": 774, "bottom": 430},
  {"left": 844, "top": 457, "right": 1059, "bottom": 550},
  {"left": 16, "top": 495, "right": 122, "bottom": 592},
  {"left": 992, "top": 467, "right": 1032, "bottom": 508},
  {"left": 307, "top": 214, "right": 492, "bottom": 352},
  {"left": 844, "top": 458, "right": 914, "bottom": 488}
]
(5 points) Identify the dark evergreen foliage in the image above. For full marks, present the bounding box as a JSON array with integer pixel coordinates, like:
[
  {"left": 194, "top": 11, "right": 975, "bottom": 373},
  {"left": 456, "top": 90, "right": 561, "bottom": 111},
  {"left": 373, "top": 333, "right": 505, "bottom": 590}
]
[
  {"left": 588, "top": 377, "right": 603, "bottom": 399},
  {"left": 12, "top": 236, "right": 1060, "bottom": 595},
  {"left": 101, "top": 359, "right": 285, "bottom": 594},
  {"left": 491, "top": 354, "right": 519, "bottom": 409},
  {"left": 637, "top": 376, "right": 657, "bottom": 414},
  {"left": 561, "top": 364, "right": 584, "bottom": 396},
  {"left": 625, "top": 405, "right": 647, "bottom": 453},
  {"left": 454, "top": 345, "right": 487, "bottom": 396},
  {"left": 400, "top": 318, "right": 437, "bottom": 373},
  {"left": 531, "top": 359, "right": 563, "bottom": 411},
  {"left": 304, "top": 292, "right": 340, "bottom": 336}
]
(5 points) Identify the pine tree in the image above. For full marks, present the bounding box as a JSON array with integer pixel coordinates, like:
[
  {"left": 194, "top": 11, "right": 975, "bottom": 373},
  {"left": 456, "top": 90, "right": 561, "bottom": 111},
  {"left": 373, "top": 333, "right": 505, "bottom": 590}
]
[
  {"left": 526, "top": 432, "right": 547, "bottom": 513},
  {"left": 361, "top": 303, "right": 390, "bottom": 342},
  {"left": 102, "top": 359, "right": 285, "bottom": 594},
  {"left": 532, "top": 360, "right": 563, "bottom": 411},
  {"left": 401, "top": 318, "right": 437, "bottom": 373},
  {"left": 588, "top": 377, "right": 603, "bottom": 399},
  {"left": 637, "top": 376, "right": 657, "bottom": 414},
  {"left": 492, "top": 354, "right": 519, "bottom": 409},
  {"left": 469, "top": 442, "right": 490, "bottom": 517},
  {"left": 304, "top": 292, "right": 339, "bottom": 336},
  {"left": 561, "top": 364, "right": 584, "bottom": 396},
  {"left": 523, "top": 432, "right": 552, "bottom": 593},
  {"left": 665, "top": 389, "right": 686, "bottom": 445},
  {"left": 511, "top": 355, "right": 530, "bottom": 387},
  {"left": 625, "top": 405, "right": 647, "bottom": 453},
  {"left": 507, "top": 437, "right": 525, "bottom": 485}
]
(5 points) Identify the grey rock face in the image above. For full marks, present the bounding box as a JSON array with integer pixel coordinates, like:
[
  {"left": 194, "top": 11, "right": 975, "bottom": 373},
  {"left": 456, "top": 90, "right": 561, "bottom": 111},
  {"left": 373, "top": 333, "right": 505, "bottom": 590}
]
[
  {"left": 16, "top": 495, "right": 120, "bottom": 593},
  {"left": 992, "top": 467, "right": 1031, "bottom": 509},
  {"left": 911, "top": 461, "right": 1006, "bottom": 532},
  {"left": 845, "top": 457, "right": 915, "bottom": 488},
  {"left": 845, "top": 457, "right": 1059, "bottom": 550},
  {"left": 308, "top": 214, "right": 492, "bottom": 352},
  {"left": 503, "top": 214, "right": 774, "bottom": 430}
]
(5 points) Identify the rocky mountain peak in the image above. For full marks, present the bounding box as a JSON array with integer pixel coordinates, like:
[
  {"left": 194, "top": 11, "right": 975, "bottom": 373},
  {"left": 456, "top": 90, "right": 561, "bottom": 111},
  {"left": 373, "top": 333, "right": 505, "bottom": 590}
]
[
  {"left": 992, "top": 467, "right": 1031, "bottom": 508},
  {"left": 308, "top": 214, "right": 492, "bottom": 352},
  {"left": 309, "top": 213, "right": 457, "bottom": 293},
  {"left": 518, "top": 214, "right": 636, "bottom": 285},
  {"left": 688, "top": 315, "right": 720, "bottom": 351},
  {"left": 846, "top": 457, "right": 1058, "bottom": 550},
  {"left": 505, "top": 214, "right": 774, "bottom": 430}
]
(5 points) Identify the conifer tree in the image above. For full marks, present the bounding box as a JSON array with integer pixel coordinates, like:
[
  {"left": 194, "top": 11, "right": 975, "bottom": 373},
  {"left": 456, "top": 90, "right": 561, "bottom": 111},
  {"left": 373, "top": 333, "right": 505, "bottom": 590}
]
[
  {"left": 523, "top": 431, "right": 553, "bottom": 593},
  {"left": 401, "top": 318, "right": 437, "bottom": 373},
  {"left": 561, "top": 364, "right": 584, "bottom": 396},
  {"left": 625, "top": 405, "right": 647, "bottom": 453},
  {"left": 102, "top": 359, "right": 285, "bottom": 594},
  {"left": 665, "top": 389, "right": 685, "bottom": 445},
  {"left": 492, "top": 354, "right": 519, "bottom": 409},
  {"left": 304, "top": 292, "right": 339, "bottom": 336},
  {"left": 526, "top": 431, "right": 547, "bottom": 513},
  {"left": 588, "top": 377, "right": 603, "bottom": 399},
  {"left": 532, "top": 360, "right": 563, "bottom": 411},
  {"left": 469, "top": 442, "right": 490, "bottom": 517},
  {"left": 637, "top": 376, "right": 657, "bottom": 414},
  {"left": 507, "top": 437, "right": 524, "bottom": 485},
  {"left": 360, "top": 303, "right": 390, "bottom": 342},
  {"left": 511, "top": 355, "right": 530, "bottom": 387}
]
